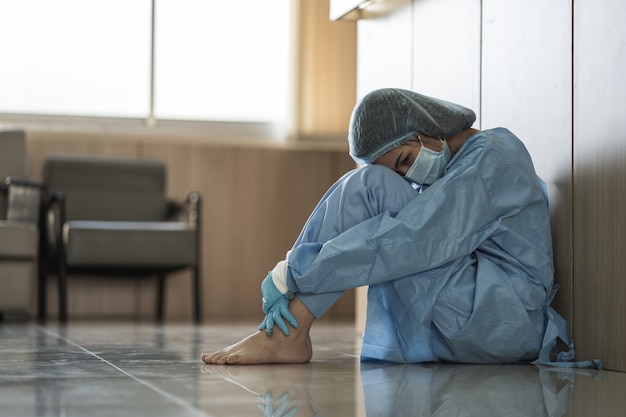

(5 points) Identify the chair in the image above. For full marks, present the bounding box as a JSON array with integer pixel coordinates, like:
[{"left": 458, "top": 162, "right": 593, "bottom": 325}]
[
  {"left": 0, "top": 130, "right": 42, "bottom": 320},
  {"left": 41, "top": 154, "right": 202, "bottom": 323}
]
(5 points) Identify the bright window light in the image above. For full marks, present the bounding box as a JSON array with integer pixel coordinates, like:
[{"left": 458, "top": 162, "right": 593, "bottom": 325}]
[
  {"left": 154, "top": 0, "right": 292, "bottom": 123},
  {"left": 0, "top": 0, "right": 151, "bottom": 117},
  {"left": 0, "top": 0, "right": 292, "bottom": 126}
]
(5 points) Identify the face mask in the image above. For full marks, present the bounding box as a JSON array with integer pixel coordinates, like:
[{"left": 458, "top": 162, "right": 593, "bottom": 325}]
[{"left": 405, "top": 137, "right": 451, "bottom": 185}]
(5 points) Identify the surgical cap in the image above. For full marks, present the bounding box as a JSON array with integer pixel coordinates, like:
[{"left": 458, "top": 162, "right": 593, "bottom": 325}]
[{"left": 348, "top": 88, "right": 476, "bottom": 164}]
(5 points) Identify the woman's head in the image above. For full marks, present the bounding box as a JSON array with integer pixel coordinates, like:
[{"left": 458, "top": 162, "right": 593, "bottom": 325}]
[{"left": 348, "top": 88, "right": 476, "bottom": 164}]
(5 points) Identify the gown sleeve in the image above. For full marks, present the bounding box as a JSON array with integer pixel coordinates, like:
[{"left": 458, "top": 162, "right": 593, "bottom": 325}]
[{"left": 286, "top": 128, "right": 551, "bottom": 294}]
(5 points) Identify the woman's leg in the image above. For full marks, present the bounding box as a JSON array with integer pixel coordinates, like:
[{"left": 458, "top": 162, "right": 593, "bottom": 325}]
[
  {"left": 201, "top": 297, "right": 315, "bottom": 364},
  {"left": 201, "top": 165, "right": 417, "bottom": 364},
  {"left": 292, "top": 165, "right": 418, "bottom": 318}
]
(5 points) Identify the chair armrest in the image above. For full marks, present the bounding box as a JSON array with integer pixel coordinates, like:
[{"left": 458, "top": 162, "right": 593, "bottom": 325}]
[
  {"left": 165, "top": 192, "right": 201, "bottom": 228},
  {"left": 2, "top": 176, "right": 44, "bottom": 223},
  {"left": 41, "top": 190, "right": 66, "bottom": 263},
  {"left": 46, "top": 191, "right": 66, "bottom": 227},
  {"left": 166, "top": 199, "right": 184, "bottom": 220},
  {"left": 4, "top": 176, "right": 44, "bottom": 190},
  {"left": 184, "top": 192, "right": 201, "bottom": 228}
]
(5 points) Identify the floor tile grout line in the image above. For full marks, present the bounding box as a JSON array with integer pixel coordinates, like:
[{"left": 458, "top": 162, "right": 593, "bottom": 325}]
[{"left": 39, "top": 326, "right": 214, "bottom": 417}]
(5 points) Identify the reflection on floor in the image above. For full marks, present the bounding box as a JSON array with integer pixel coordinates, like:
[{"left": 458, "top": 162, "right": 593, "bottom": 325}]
[{"left": 1, "top": 321, "right": 624, "bottom": 416}]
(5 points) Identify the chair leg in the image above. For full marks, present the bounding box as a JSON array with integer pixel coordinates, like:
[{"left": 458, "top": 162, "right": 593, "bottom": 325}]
[
  {"left": 37, "top": 233, "right": 48, "bottom": 323},
  {"left": 38, "top": 263, "right": 48, "bottom": 323},
  {"left": 193, "top": 266, "right": 201, "bottom": 324},
  {"left": 58, "top": 262, "right": 67, "bottom": 323},
  {"left": 156, "top": 274, "right": 165, "bottom": 323}
]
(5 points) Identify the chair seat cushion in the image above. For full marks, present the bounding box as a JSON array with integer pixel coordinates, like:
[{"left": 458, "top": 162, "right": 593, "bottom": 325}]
[
  {"left": 64, "top": 221, "right": 197, "bottom": 267},
  {"left": 0, "top": 220, "right": 38, "bottom": 258}
]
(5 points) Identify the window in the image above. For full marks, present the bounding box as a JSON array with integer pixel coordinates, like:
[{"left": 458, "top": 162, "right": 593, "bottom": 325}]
[
  {"left": 0, "top": 0, "right": 292, "bottom": 133},
  {"left": 0, "top": 0, "right": 151, "bottom": 117},
  {"left": 155, "top": 1, "right": 291, "bottom": 123}
]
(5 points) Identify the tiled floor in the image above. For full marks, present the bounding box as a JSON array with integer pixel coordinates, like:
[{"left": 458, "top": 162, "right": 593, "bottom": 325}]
[{"left": 1, "top": 321, "right": 624, "bottom": 417}]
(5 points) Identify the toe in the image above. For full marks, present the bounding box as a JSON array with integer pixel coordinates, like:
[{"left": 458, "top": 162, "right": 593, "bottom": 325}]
[{"left": 225, "top": 354, "right": 240, "bottom": 364}]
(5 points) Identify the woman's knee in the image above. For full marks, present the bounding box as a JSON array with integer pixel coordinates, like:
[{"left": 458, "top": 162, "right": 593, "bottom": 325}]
[
  {"left": 344, "top": 165, "right": 417, "bottom": 212},
  {"left": 348, "top": 165, "right": 406, "bottom": 188}
]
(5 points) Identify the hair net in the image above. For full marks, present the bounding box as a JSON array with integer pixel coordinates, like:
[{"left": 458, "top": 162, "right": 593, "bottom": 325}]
[{"left": 348, "top": 88, "right": 476, "bottom": 164}]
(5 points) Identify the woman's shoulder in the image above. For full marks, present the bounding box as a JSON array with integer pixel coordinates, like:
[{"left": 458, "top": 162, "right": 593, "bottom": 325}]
[
  {"left": 462, "top": 127, "right": 531, "bottom": 160},
  {"left": 450, "top": 127, "right": 536, "bottom": 184},
  {"left": 468, "top": 127, "right": 520, "bottom": 144}
]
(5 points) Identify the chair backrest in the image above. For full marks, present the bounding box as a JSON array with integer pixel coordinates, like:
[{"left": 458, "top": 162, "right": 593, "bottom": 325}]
[
  {"left": 0, "top": 130, "right": 28, "bottom": 220},
  {"left": 44, "top": 154, "right": 168, "bottom": 222}
]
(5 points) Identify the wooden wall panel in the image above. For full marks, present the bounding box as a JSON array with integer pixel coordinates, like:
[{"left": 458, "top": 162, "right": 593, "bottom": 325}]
[
  {"left": 294, "top": 0, "right": 357, "bottom": 137},
  {"left": 573, "top": 0, "right": 626, "bottom": 371},
  {"left": 26, "top": 131, "right": 140, "bottom": 178}
]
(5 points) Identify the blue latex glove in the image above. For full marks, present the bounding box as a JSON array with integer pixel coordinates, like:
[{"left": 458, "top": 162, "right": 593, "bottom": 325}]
[
  {"left": 260, "top": 272, "right": 283, "bottom": 313},
  {"left": 258, "top": 272, "right": 298, "bottom": 336}
]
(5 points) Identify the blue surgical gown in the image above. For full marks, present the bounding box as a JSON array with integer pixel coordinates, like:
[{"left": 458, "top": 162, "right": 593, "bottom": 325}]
[{"left": 284, "top": 128, "right": 561, "bottom": 364}]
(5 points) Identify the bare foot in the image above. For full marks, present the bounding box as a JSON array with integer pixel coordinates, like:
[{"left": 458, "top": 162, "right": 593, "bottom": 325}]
[
  {"left": 200, "top": 330, "right": 312, "bottom": 364},
  {"left": 201, "top": 297, "right": 315, "bottom": 365}
]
